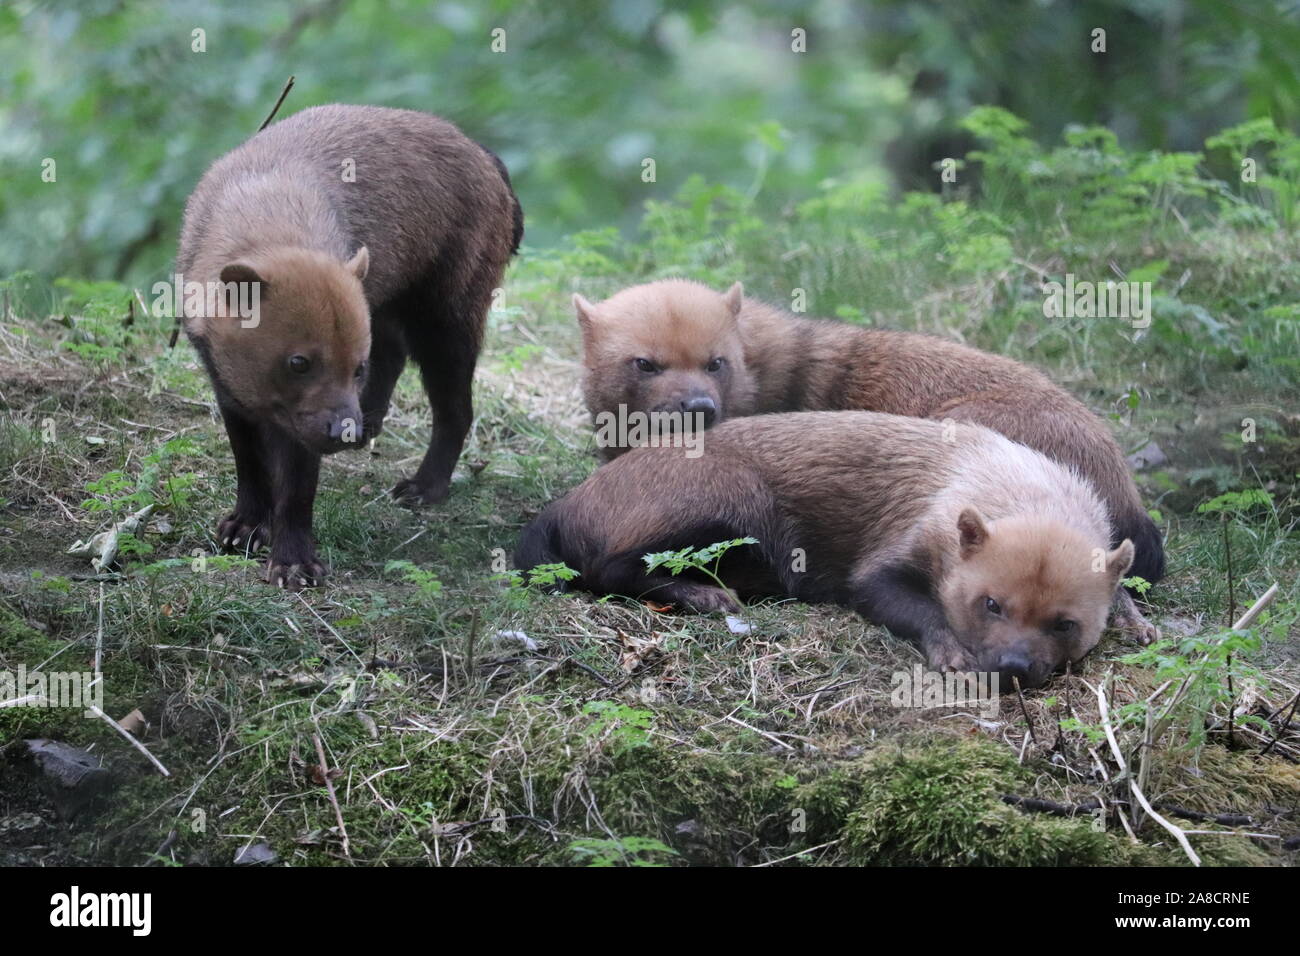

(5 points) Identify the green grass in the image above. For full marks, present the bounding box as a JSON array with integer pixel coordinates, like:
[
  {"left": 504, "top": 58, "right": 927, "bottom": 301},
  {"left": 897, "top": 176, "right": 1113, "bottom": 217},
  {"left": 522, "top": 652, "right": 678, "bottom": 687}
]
[{"left": 1, "top": 114, "right": 1298, "bottom": 866}]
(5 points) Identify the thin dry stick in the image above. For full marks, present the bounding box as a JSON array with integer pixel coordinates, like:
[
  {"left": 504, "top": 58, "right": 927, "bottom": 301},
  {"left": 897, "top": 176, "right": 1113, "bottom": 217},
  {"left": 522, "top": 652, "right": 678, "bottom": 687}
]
[
  {"left": 294, "top": 593, "right": 365, "bottom": 668},
  {"left": 1012, "top": 676, "right": 1037, "bottom": 749},
  {"left": 751, "top": 839, "right": 843, "bottom": 867},
  {"left": 152, "top": 644, "right": 250, "bottom": 663},
  {"left": 1, "top": 695, "right": 46, "bottom": 708},
  {"left": 88, "top": 704, "right": 170, "bottom": 777},
  {"left": 95, "top": 582, "right": 104, "bottom": 674},
  {"left": 1094, "top": 680, "right": 1199, "bottom": 866},
  {"left": 464, "top": 608, "right": 480, "bottom": 682},
  {"left": 1260, "top": 690, "right": 1300, "bottom": 756},
  {"left": 1232, "top": 582, "right": 1280, "bottom": 631},
  {"left": 1136, "top": 703, "right": 1153, "bottom": 829},
  {"left": 723, "top": 713, "right": 797, "bottom": 752},
  {"left": 258, "top": 75, "right": 295, "bottom": 131},
  {"left": 313, "top": 732, "right": 351, "bottom": 859}
]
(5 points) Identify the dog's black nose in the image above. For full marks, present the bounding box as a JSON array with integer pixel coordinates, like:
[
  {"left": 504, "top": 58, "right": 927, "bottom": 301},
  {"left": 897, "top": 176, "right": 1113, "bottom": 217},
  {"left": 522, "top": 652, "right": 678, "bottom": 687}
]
[
  {"left": 326, "top": 414, "right": 359, "bottom": 443},
  {"left": 681, "top": 395, "right": 717, "bottom": 427},
  {"left": 996, "top": 652, "right": 1032, "bottom": 688}
]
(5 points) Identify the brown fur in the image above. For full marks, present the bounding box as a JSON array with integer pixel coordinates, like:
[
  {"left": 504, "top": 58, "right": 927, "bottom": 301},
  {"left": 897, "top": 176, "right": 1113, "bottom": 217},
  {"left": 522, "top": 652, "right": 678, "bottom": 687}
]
[
  {"left": 515, "top": 411, "right": 1157, "bottom": 689},
  {"left": 575, "top": 279, "right": 1164, "bottom": 585},
  {"left": 197, "top": 247, "right": 372, "bottom": 446},
  {"left": 179, "top": 104, "right": 521, "bottom": 587}
]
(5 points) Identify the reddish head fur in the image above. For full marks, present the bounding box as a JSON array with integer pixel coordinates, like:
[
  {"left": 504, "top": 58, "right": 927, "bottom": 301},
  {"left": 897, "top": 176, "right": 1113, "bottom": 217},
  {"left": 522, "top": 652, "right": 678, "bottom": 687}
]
[
  {"left": 937, "top": 509, "right": 1134, "bottom": 686},
  {"left": 576, "top": 279, "right": 752, "bottom": 449},
  {"left": 192, "top": 246, "right": 370, "bottom": 454}
]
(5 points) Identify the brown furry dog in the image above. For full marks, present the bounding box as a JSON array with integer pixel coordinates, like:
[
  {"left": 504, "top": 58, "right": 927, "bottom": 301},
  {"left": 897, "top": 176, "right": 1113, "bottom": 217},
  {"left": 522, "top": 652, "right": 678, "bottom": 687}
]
[
  {"left": 574, "top": 279, "right": 1164, "bottom": 586},
  {"left": 179, "top": 104, "right": 522, "bottom": 587},
  {"left": 515, "top": 412, "right": 1157, "bottom": 689}
]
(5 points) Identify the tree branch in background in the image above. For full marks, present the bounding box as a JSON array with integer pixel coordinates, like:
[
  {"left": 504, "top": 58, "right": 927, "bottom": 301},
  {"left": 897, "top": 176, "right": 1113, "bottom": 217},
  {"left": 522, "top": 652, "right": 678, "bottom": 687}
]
[{"left": 258, "top": 75, "right": 296, "bottom": 132}]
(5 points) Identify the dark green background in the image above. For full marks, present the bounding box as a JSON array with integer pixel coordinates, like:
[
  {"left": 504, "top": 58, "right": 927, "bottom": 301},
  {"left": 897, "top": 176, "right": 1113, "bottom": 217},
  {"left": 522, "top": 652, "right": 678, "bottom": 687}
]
[{"left": 1, "top": 0, "right": 1296, "bottom": 282}]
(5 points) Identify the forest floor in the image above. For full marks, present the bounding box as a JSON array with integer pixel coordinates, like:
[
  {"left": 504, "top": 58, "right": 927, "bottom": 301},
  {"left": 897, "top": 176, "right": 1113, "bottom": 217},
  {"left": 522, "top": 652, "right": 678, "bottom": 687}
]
[{"left": 2, "top": 183, "right": 1299, "bottom": 866}]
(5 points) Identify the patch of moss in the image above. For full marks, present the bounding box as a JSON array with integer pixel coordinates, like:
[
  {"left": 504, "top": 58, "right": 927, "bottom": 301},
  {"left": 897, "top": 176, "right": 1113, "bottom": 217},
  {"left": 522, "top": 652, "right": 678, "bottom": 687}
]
[
  {"left": 588, "top": 742, "right": 790, "bottom": 863},
  {"left": 838, "top": 736, "right": 1147, "bottom": 866}
]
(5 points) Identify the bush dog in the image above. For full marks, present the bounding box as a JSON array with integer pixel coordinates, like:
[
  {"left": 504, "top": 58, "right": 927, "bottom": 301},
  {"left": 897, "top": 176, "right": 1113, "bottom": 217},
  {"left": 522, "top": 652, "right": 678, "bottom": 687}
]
[
  {"left": 178, "top": 104, "right": 522, "bottom": 587},
  {"left": 515, "top": 411, "right": 1157, "bottom": 689},
  {"left": 573, "top": 280, "right": 1165, "bottom": 587}
]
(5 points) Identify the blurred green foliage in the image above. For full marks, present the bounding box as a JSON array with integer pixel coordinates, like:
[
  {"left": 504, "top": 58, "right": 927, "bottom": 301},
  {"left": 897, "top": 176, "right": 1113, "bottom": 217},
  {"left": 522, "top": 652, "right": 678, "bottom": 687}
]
[{"left": 1, "top": 0, "right": 1297, "bottom": 285}]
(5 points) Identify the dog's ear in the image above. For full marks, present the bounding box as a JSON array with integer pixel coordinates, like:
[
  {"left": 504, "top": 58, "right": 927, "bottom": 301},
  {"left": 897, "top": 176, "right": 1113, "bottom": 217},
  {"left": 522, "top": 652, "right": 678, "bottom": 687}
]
[
  {"left": 573, "top": 293, "right": 603, "bottom": 336},
  {"left": 1106, "top": 539, "right": 1135, "bottom": 581},
  {"left": 346, "top": 246, "right": 369, "bottom": 280},
  {"left": 957, "top": 507, "right": 989, "bottom": 559},
  {"left": 220, "top": 261, "right": 266, "bottom": 292},
  {"left": 722, "top": 281, "right": 744, "bottom": 317}
]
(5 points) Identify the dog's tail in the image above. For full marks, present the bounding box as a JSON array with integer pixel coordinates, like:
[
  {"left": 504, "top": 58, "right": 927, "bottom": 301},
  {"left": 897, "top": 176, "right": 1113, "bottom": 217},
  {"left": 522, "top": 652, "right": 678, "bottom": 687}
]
[{"left": 481, "top": 145, "right": 524, "bottom": 256}]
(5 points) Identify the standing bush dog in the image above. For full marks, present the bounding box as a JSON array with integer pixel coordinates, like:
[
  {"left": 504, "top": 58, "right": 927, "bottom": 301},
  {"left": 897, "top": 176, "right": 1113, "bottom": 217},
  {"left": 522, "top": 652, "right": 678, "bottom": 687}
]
[
  {"left": 515, "top": 411, "right": 1158, "bottom": 689},
  {"left": 574, "top": 279, "right": 1165, "bottom": 586},
  {"left": 178, "top": 104, "right": 522, "bottom": 588}
]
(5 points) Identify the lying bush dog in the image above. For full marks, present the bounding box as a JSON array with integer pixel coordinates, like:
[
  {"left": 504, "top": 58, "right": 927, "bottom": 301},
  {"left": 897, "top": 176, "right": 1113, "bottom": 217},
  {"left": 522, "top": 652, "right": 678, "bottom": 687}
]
[
  {"left": 515, "top": 411, "right": 1157, "bottom": 689},
  {"left": 574, "top": 279, "right": 1164, "bottom": 589}
]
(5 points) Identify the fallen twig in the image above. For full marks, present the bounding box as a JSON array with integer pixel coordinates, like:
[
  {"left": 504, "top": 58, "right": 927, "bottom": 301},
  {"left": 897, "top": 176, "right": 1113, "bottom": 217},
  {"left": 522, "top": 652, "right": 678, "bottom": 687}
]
[
  {"left": 1260, "top": 689, "right": 1300, "bottom": 756},
  {"left": 751, "top": 839, "right": 843, "bottom": 867},
  {"left": 88, "top": 704, "right": 170, "bottom": 777},
  {"left": 1152, "top": 803, "right": 1254, "bottom": 827},
  {"left": 312, "top": 731, "right": 351, "bottom": 860},
  {"left": 723, "top": 713, "right": 797, "bottom": 752},
  {"left": 1001, "top": 794, "right": 1102, "bottom": 817},
  {"left": 1011, "top": 676, "right": 1037, "bottom": 751},
  {"left": 94, "top": 582, "right": 104, "bottom": 674},
  {"left": 1094, "top": 679, "right": 1200, "bottom": 866}
]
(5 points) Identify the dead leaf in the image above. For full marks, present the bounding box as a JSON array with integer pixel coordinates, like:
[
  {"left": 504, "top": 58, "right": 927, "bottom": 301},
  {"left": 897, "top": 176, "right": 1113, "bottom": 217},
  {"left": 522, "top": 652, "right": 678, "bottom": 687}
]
[
  {"left": 117, "top": 709, "right": 147, "bottom": 735},
  {"left": 308, "top": 764, "right": 343, "bottom": 786},
  {"left": 618, "top": 630, "right": 664, "bottom": 673}
]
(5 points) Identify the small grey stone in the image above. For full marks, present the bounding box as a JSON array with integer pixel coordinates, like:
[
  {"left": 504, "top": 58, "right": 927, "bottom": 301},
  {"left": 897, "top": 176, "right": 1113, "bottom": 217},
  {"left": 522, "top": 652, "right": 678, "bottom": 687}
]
[
  {"left": 1126, "top": 441, "right": 1167, "bottom": 471},
  {"left": 234, "top": 841, "right": 278, "bottom": 865}
]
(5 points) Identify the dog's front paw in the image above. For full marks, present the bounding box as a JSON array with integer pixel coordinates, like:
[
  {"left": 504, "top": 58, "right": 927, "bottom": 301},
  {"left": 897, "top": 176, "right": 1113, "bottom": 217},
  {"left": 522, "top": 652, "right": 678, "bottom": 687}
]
[
  {"left": 265, "top": 549, "right": 327, "bottom": 590},
  {"left": 218, "top": 512, "right": 270, "bottom": 553},
  {"left": 1111, "top": 590, "right": 1160, "bottom": 645},
  {"left": 391, "top": 477, "right": 450, "bottom": 507},
  {"left": 923, "top": 630, "right": 975, "bottom": 673},
  {"left": 1130, "top": 619, "right": 1160, "bottom": 646},
  {"left": 658, "top": 581, "right": 742, "bottom": 614}
]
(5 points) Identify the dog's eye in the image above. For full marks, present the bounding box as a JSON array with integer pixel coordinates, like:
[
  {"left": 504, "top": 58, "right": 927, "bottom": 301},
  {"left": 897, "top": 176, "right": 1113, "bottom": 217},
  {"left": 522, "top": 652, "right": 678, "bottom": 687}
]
[
  {"left": 288, "top": 355, "right": 311, "bottom": 374},
  {"left": 355, "top": 362, "right": 366, "bottom": 380},
  {"left": 634, "top": 358, "right": 658, "bottom": 373},
  {"left": 1053, "top": 619, "right": 1076, "bottom": 634},
  {"left": 984, "top": 597, "right": 1001, "bottom": 615},
  {"left": 706, "top": 357, "right": 725, "bottom": 372}
]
